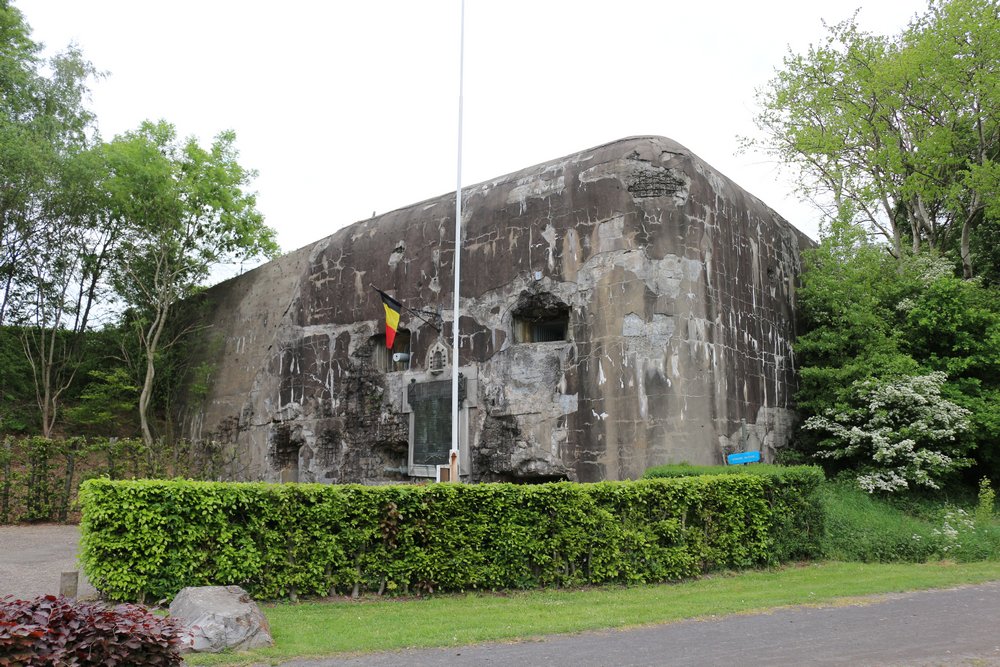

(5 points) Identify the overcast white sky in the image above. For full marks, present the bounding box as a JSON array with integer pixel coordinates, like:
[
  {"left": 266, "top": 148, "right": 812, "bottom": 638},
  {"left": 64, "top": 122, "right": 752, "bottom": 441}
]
[{"left": 17, "top": 0, "right": 927, "bottom": 277}]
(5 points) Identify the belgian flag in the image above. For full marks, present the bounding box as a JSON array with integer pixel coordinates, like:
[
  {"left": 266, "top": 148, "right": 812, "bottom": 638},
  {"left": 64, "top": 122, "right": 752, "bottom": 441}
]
[{"left": 380, "top": 291, "right": 403, "bottom": 349}]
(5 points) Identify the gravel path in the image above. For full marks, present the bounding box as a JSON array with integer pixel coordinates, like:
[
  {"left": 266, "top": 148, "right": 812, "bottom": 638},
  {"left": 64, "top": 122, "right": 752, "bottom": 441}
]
[{"left": 0, "top": 524, "right": 97, "bottom": 600}]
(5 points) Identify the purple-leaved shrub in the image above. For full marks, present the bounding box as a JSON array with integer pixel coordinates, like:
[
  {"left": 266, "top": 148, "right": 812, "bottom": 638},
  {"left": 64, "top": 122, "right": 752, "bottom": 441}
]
[{"left": 0, "top": 594, "right": 187, "bottom": 666}]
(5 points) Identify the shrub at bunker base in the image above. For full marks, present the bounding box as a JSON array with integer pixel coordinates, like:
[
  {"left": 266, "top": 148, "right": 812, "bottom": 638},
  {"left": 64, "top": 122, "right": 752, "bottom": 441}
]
[
  {"left": 643, "top": 464, "right": 826, "bottom": 562},
  {"left": 79, "top": 470, "right": 823, "bottom": 603}
]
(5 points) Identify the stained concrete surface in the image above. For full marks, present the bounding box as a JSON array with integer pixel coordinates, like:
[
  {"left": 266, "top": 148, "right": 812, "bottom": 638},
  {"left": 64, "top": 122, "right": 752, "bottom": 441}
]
[
  {"left": 182, "top": 136, "right": 809, "bottom": 486},
  {"left": 0, "top": 524, "right": 97, "bottom": 600}
]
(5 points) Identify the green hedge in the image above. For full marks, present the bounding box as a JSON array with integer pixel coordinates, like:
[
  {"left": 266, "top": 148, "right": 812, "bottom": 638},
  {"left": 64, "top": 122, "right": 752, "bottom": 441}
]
[
  {"left": 643, "top": 464, "right": 826, "bottom": 562},
  {"left": 79, "top": 475, "right": 824, "bottom": 602},
  {"left": 643, "top": 463, "right": 819, "bottom": 478}
]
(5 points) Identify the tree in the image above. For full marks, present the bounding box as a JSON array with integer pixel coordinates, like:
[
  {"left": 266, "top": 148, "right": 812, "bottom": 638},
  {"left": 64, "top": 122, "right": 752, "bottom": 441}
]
[
  {"left": 898, "top": 270, "right": 1000, "bottom": 479},
  {"left": 793, "top": 222, "right": 919, "bottom": 420},
  {"left": 0, "top": 0, "right": 45, "bottom": 325},
  {"left": 63, "top": 367, "right": 138, "bottom": 436},
  {"left": 900, "top": 0, "right": 1000, "bottom": 278},
  {"left": 0, "top": 3, "right": 115, "bottom": 436},
  {"left": 1, "top": 6, "right": 274, "bottom": 442},
  {"left": 744, "top": 0, "right": 1000, "bottom": 278},
  {"left": 104, "top": 121, "right": 278, "bottom": 446},
  {"left": 18, "top": 137, "right": 126, "bottom": 437},
  {"left": 793, "top": 226, "right": 1000, "bottom": 487}
]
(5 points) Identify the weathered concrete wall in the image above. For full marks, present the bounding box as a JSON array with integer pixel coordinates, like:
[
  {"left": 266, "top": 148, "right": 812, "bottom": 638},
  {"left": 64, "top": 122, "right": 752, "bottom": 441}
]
[{"left": 181, "top": 136, "right": 811, "bottom": 483}]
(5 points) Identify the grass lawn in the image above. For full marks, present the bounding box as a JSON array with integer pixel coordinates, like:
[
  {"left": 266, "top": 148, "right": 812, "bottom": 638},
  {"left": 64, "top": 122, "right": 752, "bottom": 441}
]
[{"left": 184, "top": 560, "right": 1000, "bottom": 665}]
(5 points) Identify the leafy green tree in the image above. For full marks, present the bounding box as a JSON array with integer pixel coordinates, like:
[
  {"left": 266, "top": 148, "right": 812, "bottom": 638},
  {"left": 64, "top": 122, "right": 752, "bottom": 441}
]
[
  {"left": 743, "top": 17, "right": 910, "bottom": 257},
  {"left": 18, "top": 140, "right": 125, "bottom": 437},
  {"left": 63, "top": 368, "right": 138, "bottom": 436},
  {"left": 794, "top": 227, "right": 1000, "bottom": 487},
  {"left": 0, "top": 0, "right": 45, "bottom": 324},
  {"left": 903, "top": 0, "right": 1000, "bottom": 277},
  {"left": 793, "top": 222, "right": 918, "bottom": 419},
  {"left": 0, "top": 326, "right": 36, "bottom": 432},
  {"left": 14, "top": 61, "right": 118, "bottom": 437},
  {"left": 745, "top": 0, "right": 1000, "bottom": 278},
  {"left": 0, "top": 4, "right": 117, "bottom": 436},
  {"left": 104, "top": 120, "right": 278, "bottom": 446},
  {"left": 897, "top": 272, "right": 1000, "bottom": 478},
  {"left": 0, "top": 6, "right": 46, "bottom": 312}
]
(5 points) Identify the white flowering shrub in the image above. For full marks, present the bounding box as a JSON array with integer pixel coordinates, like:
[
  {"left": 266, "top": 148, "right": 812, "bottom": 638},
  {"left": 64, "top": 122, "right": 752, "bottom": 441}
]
[
  {"left": 804, "top": 372, "right": 972, "bottom": 493},
  {"left": 908, "top": 254, "right": 957, "bottom": 284},
  {"left": 932, "top": 507, "right": 976, "bottom": 554}
]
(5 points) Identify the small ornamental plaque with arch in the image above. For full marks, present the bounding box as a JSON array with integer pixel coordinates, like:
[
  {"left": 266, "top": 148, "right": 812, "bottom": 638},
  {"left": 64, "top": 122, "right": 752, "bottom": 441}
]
[{"left": 427, "top": 341, "right": 449, "bottom": 375}]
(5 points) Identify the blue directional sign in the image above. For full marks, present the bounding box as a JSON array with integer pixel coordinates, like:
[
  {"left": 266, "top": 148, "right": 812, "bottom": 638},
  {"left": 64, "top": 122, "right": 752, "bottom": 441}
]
[{"left": 727, "top": 451, "right": 762, "bottom": 465}]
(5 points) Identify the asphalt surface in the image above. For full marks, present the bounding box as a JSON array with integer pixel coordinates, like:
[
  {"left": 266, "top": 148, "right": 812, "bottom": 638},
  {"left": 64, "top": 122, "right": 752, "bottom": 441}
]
[
  {"left": 0, "top": 524, "right": 97, "bottom": 600},
  {"left": 1, "top": 525, "right": 998, "bottom": 665},
  {"left": 277, "top": 582, "right": 1000, "bottom": 666}
]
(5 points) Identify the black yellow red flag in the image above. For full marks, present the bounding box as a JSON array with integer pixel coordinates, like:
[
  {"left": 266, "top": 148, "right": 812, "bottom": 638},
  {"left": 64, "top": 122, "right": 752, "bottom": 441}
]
[{"left": 380, "top": 291, "right": 402, "bottom": 349}]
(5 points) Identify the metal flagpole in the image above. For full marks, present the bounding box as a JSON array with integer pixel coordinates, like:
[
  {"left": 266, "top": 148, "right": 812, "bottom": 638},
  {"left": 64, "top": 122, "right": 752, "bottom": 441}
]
[{"left": 450, "top": 0, "right": 465, "bottom": 481}]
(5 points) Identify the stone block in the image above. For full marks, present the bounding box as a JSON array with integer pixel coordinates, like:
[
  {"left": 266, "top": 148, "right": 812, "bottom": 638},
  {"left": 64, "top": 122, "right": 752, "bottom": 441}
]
[{"left": 169, "top": 585, "right": 273, "bottom": 653}]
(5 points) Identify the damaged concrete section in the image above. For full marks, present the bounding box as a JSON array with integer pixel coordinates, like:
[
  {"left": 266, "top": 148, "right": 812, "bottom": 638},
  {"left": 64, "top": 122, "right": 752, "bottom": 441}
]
[{"left": 179, "top": 136, "right": 812, "bottom": 483}]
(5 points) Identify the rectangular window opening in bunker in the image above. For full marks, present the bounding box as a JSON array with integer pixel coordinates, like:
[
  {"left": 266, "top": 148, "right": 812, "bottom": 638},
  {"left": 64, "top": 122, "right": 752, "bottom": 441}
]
[
  {"left": 373, "top": 330, "right": 411, "bottom": 372},
  {"left": 513, "top": 314, "right": 569, "bottom": 343},
  {"left": 406, "top": 376, "right": 467, "bottom": 477},
  {"left": 271, "top": 423, "right": 297, "bottom": 469}
]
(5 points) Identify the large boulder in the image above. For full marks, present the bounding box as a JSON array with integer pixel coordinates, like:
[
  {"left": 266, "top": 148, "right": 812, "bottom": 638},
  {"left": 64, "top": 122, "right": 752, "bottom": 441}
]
[{"left": 169, "top": 585, "right": 273, "bottom": 653}]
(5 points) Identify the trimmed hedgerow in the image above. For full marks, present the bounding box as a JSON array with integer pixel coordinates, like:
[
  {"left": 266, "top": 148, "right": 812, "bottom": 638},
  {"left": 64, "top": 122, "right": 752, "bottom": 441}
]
[
  {"left": 643, "top": 464, "right": 826, "bottom": 561},
  {"left": 79, "top": 475, "right": 823, "bottom": 603},
  {"left": 0, "top": 594, "right": 186, "bottom": 666}
]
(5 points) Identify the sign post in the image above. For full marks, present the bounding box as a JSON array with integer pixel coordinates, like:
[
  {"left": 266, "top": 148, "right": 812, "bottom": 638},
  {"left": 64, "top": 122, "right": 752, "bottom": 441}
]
[{"left": 726, "top": 451, "right": 762, "bottom": 466}]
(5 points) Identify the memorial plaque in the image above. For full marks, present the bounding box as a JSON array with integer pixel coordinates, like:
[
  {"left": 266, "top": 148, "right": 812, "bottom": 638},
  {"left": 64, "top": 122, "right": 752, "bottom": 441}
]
[{"left": 409, "top": 377, "right": 466, "bottom": 466}]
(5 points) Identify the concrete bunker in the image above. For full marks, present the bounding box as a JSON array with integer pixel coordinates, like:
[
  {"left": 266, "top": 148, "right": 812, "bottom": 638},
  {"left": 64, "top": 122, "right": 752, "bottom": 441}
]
[{"left": 180, "top": 136, "right": 812, "bottom": 484}]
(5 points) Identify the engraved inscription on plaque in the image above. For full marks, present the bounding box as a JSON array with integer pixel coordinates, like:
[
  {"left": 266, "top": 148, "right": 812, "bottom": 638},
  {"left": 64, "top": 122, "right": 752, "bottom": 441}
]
[{"left": 408, "top": 377, "right": 466, "bottom": 467}]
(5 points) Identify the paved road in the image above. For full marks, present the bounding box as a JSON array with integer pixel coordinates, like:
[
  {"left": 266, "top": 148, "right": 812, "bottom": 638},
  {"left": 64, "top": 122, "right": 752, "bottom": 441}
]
[
  {"left": 0, "top": 524, "right": 97, "bottom": 600},
  {"left": 277, "top": 582, "right": 1000, "bottom": 667},
  {"left": 2, "top": 526, "right": 998, "bottom": 665}
]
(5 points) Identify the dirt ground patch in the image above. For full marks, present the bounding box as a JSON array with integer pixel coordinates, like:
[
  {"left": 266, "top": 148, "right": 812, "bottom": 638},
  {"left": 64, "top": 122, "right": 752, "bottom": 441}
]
[{"left": 0, "top": 524, "right": 98, "bottom": 600}]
